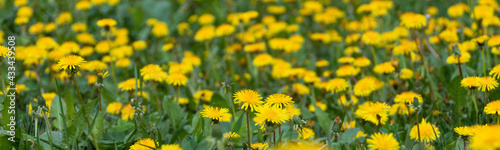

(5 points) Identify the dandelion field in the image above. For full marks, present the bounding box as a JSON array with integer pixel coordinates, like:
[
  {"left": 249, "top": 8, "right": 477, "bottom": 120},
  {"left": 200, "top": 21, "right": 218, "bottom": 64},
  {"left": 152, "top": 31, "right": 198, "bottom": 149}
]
[{"left": 1, "top": 0, "right": 500, "bottom": 149}]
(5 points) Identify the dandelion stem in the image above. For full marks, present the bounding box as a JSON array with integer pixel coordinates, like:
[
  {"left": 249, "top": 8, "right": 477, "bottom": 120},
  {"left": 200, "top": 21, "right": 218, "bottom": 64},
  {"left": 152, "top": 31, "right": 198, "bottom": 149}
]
[
  {"left": 246, "top": 110, "right": 252, "bottom": 150},
  {"left": 0, "top": 65, "right": 6, "bottom": 94},
  {"left": 497, "top": 115, "right": 500, "bottom": 125},
  {"left": 482, "top": 48, "right": 488, "bottom": 76},
  {"left": 457, "top": 59, "right": 464, "bottom": 79}
]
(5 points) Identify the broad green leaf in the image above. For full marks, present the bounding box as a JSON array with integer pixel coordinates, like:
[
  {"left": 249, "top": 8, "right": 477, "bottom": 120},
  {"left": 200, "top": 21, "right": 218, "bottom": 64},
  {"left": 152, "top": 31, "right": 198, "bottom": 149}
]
[
  {"left": 68, "top": 98, "right": 98, "bottom": 144},
  {"left": 447, "top": 76, "right": 467, "bottom": 109},
  {"left": 64, "top": 88, "right": 76, "bottom": 119},
  {"left": 339, "top": 127, "right": 360, "bottom": 144},
  {"left": 164, "top": 96, "right": 183, "bottom": 125},
  {"left": 210, "top": 93, "right": 229, "bottom": 108},
  {"left": 314, "top": 104, "right": 332, "bottom": 135}
]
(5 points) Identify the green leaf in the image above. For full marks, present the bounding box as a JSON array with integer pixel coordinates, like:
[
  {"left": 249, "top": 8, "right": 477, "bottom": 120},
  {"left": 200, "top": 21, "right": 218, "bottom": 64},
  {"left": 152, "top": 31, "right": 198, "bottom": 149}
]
[
  {"left": 339, "top": 128, "right": 361, "bottom": 144},
  {"left": 163, "top": 96, "right": 183, "bottom": 124},
  {"left": 313, "top": 104, "right": 332, "bottom": 135},
  {"left": 68, "top": 98, "right": 98, "bottom": 144},
  {"left": 91, "top": 112, "right": 106, "bottom": 141},
  {"left": 447, "top": 76, "right": 467, "bottom": 109},
  {"left": 210, "top": 93, "right": 229, "bottom": 108},
  {"left": 1, "top": 95, "right": 13, "bottom": 130},
  {"left": 64, "top": 88, "right": 76, "bottom": 119},
  {"left": 489, "top": 79, "right": 500, "bottom": 100},
  {"left": 50, "top": 96, "right": 66, "bottom": 130}
]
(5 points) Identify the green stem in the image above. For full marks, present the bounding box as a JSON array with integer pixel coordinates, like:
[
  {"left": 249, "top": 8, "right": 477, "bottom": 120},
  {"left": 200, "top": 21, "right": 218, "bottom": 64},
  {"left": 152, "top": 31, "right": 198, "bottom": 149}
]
[
  {"left": 246, "top": 110, "right": 252, "bottom": 150},
  {"left": 482, "top": 48, "right": 487, "bottom": 76},
  {"left": 370, "top": 46, "right": 379, "bottom": 65},
  {"left": 471, "top": 93, "right": 479, "bottom": 124}
]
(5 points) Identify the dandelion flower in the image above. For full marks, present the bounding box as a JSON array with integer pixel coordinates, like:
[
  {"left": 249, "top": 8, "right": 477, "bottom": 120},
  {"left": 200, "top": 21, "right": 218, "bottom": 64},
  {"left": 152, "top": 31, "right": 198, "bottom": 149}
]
[
  {"left": 0, "top": 46, "right": 10, "bottom": 58},
  {"left": 410, "top": 119, "right": 440, "bottom": 143},
  {"left": 325, "top": 78, "right": 349, "bottom": 93},
  {"left": 362, "top": 30, "right": 381, "bottom": 45},
  {"left": 400, "top": 13, "right": 427, "bottom": 29},
  {"left": 201, "top": 106, "right": 231, "bottom": 122},
  {"left": 141, "top": 64, "right": 168, "bottom": 82},
  {"left": 166, "top": 73, "right": 188, "bottom": 86},
  {"left": 160, "top": 144, "right": 182, "bottom": 150},
  {"left": 470, "top": 125, "right": 500, "bottom": 150},
  {"left": 454, "top": 126, "right": 473, "bottom": 136},
  {"left": 97, "top": 18, "right": 117, "bottom": 29},
  {"left": 400, "top": 68, "right": 414, "bottom": 80},
  {"left": 251, "top": 142, "right": 268, "bottom": 150},
  {"left": 194, "top": 90, "right": 214, "bottom": 102},
  {"left": 223, "top": 132, "right": 240, "bottom": 139},
  {"left": 298, "top": 127, "right": 315, "bottom": 140},
  {"left": 353, "top": 57, "right": 371, "bottom": 67},
  {"left": 355, "top": 101, "right": 389, "bottom": 125},
  {"left": 485, "top": 100, "right": 500, "bottom": 115},
  {"left": 490, "top": 64, "right": 500, "bottom": 79},
  {"left": 57, "top": 55, "right": 86, "bottom": 72},
  {"left": 253, "top": 105, "right": 289, "bottom": 127},
  {"left": 130, "top": 138, "right": 157, "bottom": 150},
  {"left": 120, "top": 103, "right": 135, "bottom": 121},
  {"left": 394, "top": 92, "right": 423, "bottom": 104},
  {"left": 106, "top": 102, "right": 123, "bottom": 115},
  {"left": 233, "top": 89, "right": 263, "bottom": 112},
  {"left": 389, "top": 103, "right": 415, "bottom": 115},
  {"left": 367, "top": 132, "right": 400, "bottom": 150},
  {"left": 118, "top": 78, "right": 136, "bottom": 91},
  {"left": 253, "top": 53, "right": 273, "bottom": 67},
  {"left": 373, "top": 62, "right": 395, "bottom": 74},
  {"left": 265, "top": 93, "right": 293, "bottom": 108},
  {"left": 478, "top": 76, "right": 498, "bottom": 92},
  {"left": 336, "top": 65, "right": 361, "bottom": 77},
  {"left": 461, "top": 76, "right": 480, "bottom": 88},
  {"left": 353, "top": 77, "right": 377, "bottom": 97}
]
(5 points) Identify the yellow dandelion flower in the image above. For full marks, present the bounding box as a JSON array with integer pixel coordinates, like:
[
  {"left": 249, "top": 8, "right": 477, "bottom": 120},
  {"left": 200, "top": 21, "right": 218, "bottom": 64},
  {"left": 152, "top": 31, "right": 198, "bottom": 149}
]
[
  {"left": 400, "top": 13, "right": 427, "bottom": 29},
  {"left": 106, "top": 102, "right": 123, "bottom": 115},
  {"left": 461, "top": 76, "right": 480, "bottom": 88},
  {"left": 325, "top": 78, "right": 349, "bottom": 93},
  {"left": 195, "top": 25, "right": 215, "bottom": 42},
  {"left": 223, "top": 132, "right": 241, "bottom": 139},
  {"left": 362, "top": 30, "right": 381, "bottom": 45},
  {"left": 253, "top": 53, "right": 274, "bottom": 67},
  {"left": 478, "top": 76, "right": 499, "bottom": 92},
  {"left": 251, "top": 142, "right": 268, "bottom": 150},
  {"left": 194, "top": 90, "right": 214, "bottom": 102},
  {"left": 201, "top": 106, "right": 231, "bottom": 122},
  {"left": 336, "top": 65, "right": 361, "bottom": 77},
  {"left": 353, "top": 77, "right": 377, "bottom": 97},
  {"left": 389, "top": 103, "right": 415, "bottom": 115},
  {"left": 373, "top": 62, "right": 395, "bottom": 74},
  {"left": 356, "top": 101, "right": 389, "bottom": 125},
  {"left": 400, "top": 68, "right": 414, "bottom": 80},
  {"left": 265, "top": 93, "right": 293, "bottom": 108},
  {"left": 292, "top": 83, "right": 310, "bottom": 95},
  {"left": 160, "top": 144, "right": 182, "bottom": 150},
  {"left": 233, "top": 89, "right": 263, "bottom": 112},
  {"left": 470, "top": 125, "right": 500, "bottom": 150},
  {"left": 166, "top": 73, "right": 188, "bottom": 86},
  {"left": 253, "top": 105, "right": 289, "bottom": 127},
  {"left": 57, "top": 55, "right": 86, "bottom": 72},
  {"left": 120, "top": 103, "right": 135, "bottom": 121},
  {"left": 353, "top": 57, "right": 371, "bottom": 67},
  {"left": 97, "top": 18, "right": 117, "bottom": 29},
  {"left": 0, "top": 46, "right": 10, "bottom": 58},
  {"left": 315, "top": 59, "right": 329, "bottom": 68},
  {"left": 410, "top": 119, "right": 440, "bottom": 143},
  {"left": 454, "top": 126, "right": 474, "bottom": 136},
  {"left": 298, "top": 127, "right": 315, "bottom": 140},
  {"left": 485, "top": 100, "right": 500, "bottom": 115},
  {"left": 367, "top": 132, "right": 400, "bottom": 150},
  {"left": 490, "top": 64, "right": 500, "bottom": 79},
  {"left": 129, "top": 138, "right": 157, "bottom": 150},
  {"left": 394, "top": 91, "right": 423, "bottom": 104},
  {"left": 118, "top": 78, "right": 136, "bottom": 91},
  {"left": 141, "top": 64, "right": 168, "bottom": 82}
]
